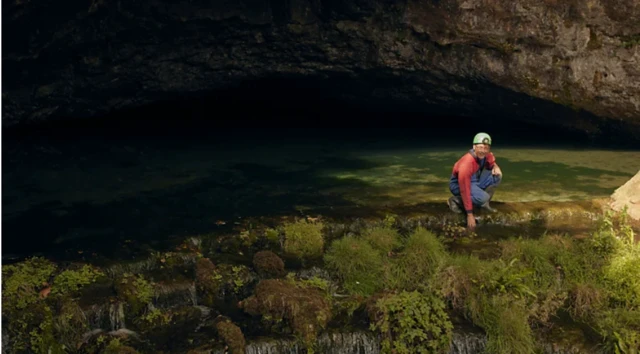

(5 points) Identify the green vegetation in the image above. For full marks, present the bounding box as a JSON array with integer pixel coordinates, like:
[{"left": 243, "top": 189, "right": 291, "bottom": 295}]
[
  {"left": 323, "top": 209, "right": 639, "bottom": 354},
  {"left": 361, "top": 225, "right": 401, "bottom": 254},
  {"left": 114, "top": 272, "right": 154, "bottom": 315},
  {"left": 324, "top": 236, "right": 385, "bottom": 296},
  {"left": 620, "top": 34, "right": 640, "bottom": 49},
  {"left": 386, "top": 227, "right": 447, "bottom": 291},
  {"left": 2, "top": 208, "right": 638, "bottom": 353},
  {"left": 282, "top": 219, "right": 325, "bottom": 261},
  {"left": 368, "top": 290, "right": 453, "bottom": 354},
  {"left": 1, "top": 259, "right": 106, "bottom": 353}
]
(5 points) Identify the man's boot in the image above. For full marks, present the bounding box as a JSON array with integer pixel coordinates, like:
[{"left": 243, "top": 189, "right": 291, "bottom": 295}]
[
  {"left": 448, "top": 196, "right": 464, "bottom": 214},
  {"left": 481, "top": 186, "right": 497, "bottom": 213}
]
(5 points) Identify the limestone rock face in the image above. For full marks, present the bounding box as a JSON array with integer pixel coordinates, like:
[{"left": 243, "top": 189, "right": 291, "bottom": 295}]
[
  {"left": 610, "top": 170, "right": 640, "bottom": 221},
  {"left": 3, "top": 0, "right": 640, "bottom": 139}
]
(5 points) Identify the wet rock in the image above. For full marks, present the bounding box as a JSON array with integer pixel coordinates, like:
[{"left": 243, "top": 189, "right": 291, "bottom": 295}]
[
  {"left": 238, "top": 279, "right": 333, "bottom": 348},
  {"left": 152, "top": 278, "right": 198, "bottom": 309},
  {"left": 104, "top": 251, "right": 198, "bottom": 280},
  {"left": 134, "top": 306, "right": 203, "bottom": 351},
  {"left": 196, "top": 258, "right": 259, "bottom": 307},
  {"left": 196, "top": 257, "right": 224, "bottom": 306},
  {"left": 3, "top": 0, "right": 640, "bottom": 142}
]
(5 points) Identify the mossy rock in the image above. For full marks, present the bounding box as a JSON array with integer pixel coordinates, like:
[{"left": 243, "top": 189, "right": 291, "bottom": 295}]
[
  {"left": 252, "top": 250, "right": 285, "bottom": 278},
  {"left": 114, "top": 273, "right": 154, "bottom": 315},
  {"left": 195, "top": 257, "right": 221, "bottom": 306},
  {"left": 2, "top": 258, "right": 107, "bottom": 353},
  {"left": 282, "top": 219, "right": 325, "bottom": 262},
  {"left": 214, "top": 317, "right": 246, "bottom": 354},
  {"left": 134, "top": 306, "right": 203, "bottom": 350},
  {"left": 239, "top": 279, "right": 333, "bottom": 348},
  {"left": 195, "top": 258, "right": 258, "bottom": 306}
]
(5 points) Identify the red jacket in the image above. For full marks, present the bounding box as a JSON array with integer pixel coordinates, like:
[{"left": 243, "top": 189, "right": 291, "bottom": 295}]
[{"left": 451, "top": 150, "right": 496, "bottom": 213}]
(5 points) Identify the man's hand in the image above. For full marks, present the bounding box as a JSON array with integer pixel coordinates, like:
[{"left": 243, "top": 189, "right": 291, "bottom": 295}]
[
  {"left": 492, "top": 165, "right": 502, "bottom": 176},
  {"left": 467, "top": 214, "right": 476, "bottom": 231}
]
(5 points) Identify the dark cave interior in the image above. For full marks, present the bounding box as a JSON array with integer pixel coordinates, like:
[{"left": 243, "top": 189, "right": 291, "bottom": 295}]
[{"left": 3, "top": 75, "right": 635, "bottom": 149}]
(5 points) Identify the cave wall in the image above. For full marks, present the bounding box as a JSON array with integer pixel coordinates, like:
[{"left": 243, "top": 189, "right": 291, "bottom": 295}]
[{"left": 2, "top": 0, "right": 640, "bottom": 139}]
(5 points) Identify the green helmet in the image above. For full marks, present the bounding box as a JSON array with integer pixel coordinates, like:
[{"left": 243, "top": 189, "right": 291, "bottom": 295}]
[{"left": 473, "top": 132, "right": 492, "bottom": 145}]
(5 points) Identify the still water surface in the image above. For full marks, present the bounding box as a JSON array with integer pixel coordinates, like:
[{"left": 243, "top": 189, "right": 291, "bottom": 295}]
[{"left": 3, "top": 129, "right": 638, "bottom": 260}]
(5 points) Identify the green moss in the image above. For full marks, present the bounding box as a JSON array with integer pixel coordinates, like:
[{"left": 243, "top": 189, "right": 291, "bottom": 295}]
[
  {"left": 283, "top": 219, "right": 325, "bottom": 261},
  {"left": 239, "top": 279, "right": 332, "bottom": 351},
  {"left": 2, "top": 258, "right": 61, "bottom": 353},
  {"left": 368, "top": 290, "right": 453, "bottom": 354},
  {"left": 324, "top": 236, "right": 385, "bottom": 296},
  {"left": 114, "top": 272, "right": 154, "bottom": 315},
  {"left": 139, "top": 308, "right": 171, "bottom": 326},
  {"left": 130, "top": 306, "right": 202, "bottom": 349},
  {"left": 264, "top": 227, "right": 280, "bottom": 243},
  {"left": 2, "top": 257, "right": 57, "bottom": 311},
  {"left": 103, "top": 338, "right": 141, "bottom": 354},
  {"left": 196, "top": 257, "right": 223, "bottom": 306},
  {"left": 252, "top": 250, "right": 285, "bottom": 278},
  {"left": 299, "top": 276, "right": 330, "bottom": 293},
  {"left": 620, "top": 34, "right": 640, "bottom": 49},
  {"left": 385, "top": 227, "right": 447, "bottom": 290},
  {"left": 215, "top": 319, "right": 246, "bottom": 354},
  {"left": 360, "top": 225, "right": 401, "bottom": 254},
  {"left": 51, "top": 264, "right": 104, "bottom": 296}
]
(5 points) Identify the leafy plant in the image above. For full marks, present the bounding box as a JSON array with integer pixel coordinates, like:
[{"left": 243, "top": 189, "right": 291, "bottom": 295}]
[{"left": 369, "top": 290, "right": 453, "bottom": 354}]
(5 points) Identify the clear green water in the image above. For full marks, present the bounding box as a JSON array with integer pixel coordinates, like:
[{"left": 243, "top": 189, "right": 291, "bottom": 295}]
[{"left": 3, "top": 133, "right": 638, "bottom": 260}]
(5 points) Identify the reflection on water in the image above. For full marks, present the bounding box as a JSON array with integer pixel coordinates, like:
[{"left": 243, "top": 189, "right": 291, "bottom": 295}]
[{"left": 3, "top": 132, "right": 639, "bottom": 260}]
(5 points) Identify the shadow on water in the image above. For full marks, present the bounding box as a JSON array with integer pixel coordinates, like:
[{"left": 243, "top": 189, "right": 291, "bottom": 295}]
[{"left": 2, "top": 155, "right": 388, "bottom": 263}]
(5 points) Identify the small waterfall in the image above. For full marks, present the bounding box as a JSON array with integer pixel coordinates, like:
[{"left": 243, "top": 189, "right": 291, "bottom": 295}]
[
  {"left": 2, "top": 329, "right": 9, "bottom": 354},
  {"left": 316, "top": 332, "right": 380, "bottom": 354},
  {"left": 153, "top": 281, "right": 198, "bottom": 308},
  {"left": 203, "top": 330, "right": 604, "bottom": 354},
  {"left": 194, "top": 305, "right": 213, "bottom": 333},
  {"left": 108, "top": 302, "right": 126, "bottom": 331},
  {"left": 85, "top": 301, "right": 126, "bottom": 331},
  {"left": 449, "top": 331, "right": 486, "bottom": 354}
]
